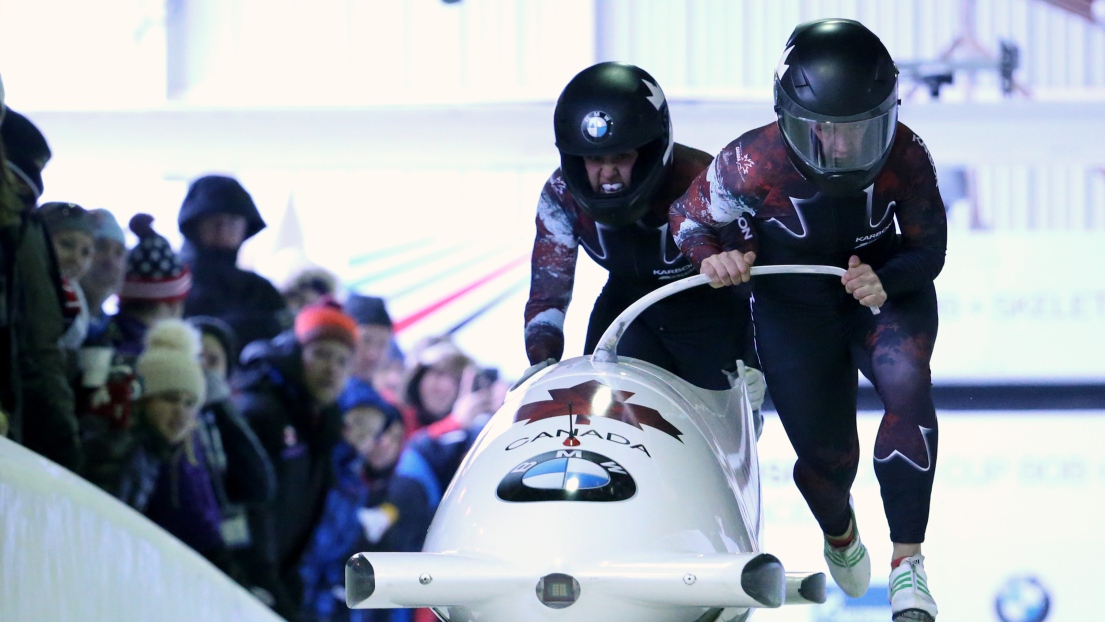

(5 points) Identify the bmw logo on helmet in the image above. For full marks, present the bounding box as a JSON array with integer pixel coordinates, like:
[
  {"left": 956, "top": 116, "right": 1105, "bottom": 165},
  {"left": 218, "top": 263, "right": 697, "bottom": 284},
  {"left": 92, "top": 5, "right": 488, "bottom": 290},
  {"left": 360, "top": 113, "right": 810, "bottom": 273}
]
[{"left": 581, "top": 111, "right": 614, "bottom": 142}]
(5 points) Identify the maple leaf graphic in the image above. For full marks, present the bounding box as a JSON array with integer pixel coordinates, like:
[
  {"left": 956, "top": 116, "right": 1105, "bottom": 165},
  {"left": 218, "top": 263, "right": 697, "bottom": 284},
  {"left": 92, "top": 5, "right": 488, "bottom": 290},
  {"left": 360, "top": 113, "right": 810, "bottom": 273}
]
[
  {"left": 874, "top": 413, "right": 933, "bottom": 471},
  {"left": 514, "top": 379, "right": 682, "bottom": 441}
]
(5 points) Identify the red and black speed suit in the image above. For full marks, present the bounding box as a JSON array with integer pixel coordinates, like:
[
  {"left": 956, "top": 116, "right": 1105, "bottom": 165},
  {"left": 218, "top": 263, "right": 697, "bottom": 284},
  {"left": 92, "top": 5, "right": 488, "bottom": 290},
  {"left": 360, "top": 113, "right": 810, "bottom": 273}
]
[
  {"left": 524, "top": 143, "right": 756, "bottom": 390},
  {"left": 670, "top": 122, "right": 947, "bottom": 544}
]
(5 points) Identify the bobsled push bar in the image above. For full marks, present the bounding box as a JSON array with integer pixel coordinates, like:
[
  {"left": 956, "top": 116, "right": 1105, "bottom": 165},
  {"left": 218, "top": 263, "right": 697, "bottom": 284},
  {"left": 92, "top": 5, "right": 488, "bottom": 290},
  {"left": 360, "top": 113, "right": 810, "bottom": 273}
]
[{"left": 593, "top": 265, "right": 879, "bottom": 363}]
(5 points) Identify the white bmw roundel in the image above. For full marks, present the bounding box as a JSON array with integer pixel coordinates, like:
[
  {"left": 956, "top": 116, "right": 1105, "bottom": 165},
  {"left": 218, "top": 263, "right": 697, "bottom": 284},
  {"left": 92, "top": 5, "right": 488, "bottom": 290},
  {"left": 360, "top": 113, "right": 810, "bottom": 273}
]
[
  {"left": 581, "top": 111, "right": 613, "bottom": 142},
  {"left": 498, "top": 449, "right": 635, "bottom": 502}
]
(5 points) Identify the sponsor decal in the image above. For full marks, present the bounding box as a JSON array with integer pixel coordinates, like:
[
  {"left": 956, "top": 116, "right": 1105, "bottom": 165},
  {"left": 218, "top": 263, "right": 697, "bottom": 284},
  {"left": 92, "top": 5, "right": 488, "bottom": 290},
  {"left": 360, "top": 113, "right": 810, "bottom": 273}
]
[
  {"left": 995, "top": 576, "right": 1051, "bottom": 622},
  {"left": 581, "top": 111, "right": 613, "bottom": 142},
  {"left": 652, "top": 265, "right": 694, "bottom": 278},
  {"left": 855, "top": 221, "right": 893, "bottom": 248},
  {"left": 497, "top": 449, "right": 636, "bottom": 502},
  {"left": 737, "top": 215, "right": 753, "bottom": 241}
]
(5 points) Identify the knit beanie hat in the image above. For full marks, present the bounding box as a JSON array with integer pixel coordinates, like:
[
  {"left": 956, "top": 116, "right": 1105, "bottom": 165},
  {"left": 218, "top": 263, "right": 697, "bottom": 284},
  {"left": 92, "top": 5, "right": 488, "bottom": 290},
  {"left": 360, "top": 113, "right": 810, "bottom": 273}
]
[
  {"left": 294, "top": 297, "right": 357, "bottom": 349},
  {"left": 87, "top": 208, "right": 126, "bottom": 245},
  {"left": 136, "top": 319, "right": 206, "bottom": 404},
  {"left": 345, "top": 294, "right": 393, "bottom": 329},
  {"left": 1, "top": 108, "right": 51, "bottom": 199},
  {"left": 120, "top": 213, "right": 191, "bottom": 303},
  {"left": 39, "top": 202, "right": 95, "bottom": 237}
]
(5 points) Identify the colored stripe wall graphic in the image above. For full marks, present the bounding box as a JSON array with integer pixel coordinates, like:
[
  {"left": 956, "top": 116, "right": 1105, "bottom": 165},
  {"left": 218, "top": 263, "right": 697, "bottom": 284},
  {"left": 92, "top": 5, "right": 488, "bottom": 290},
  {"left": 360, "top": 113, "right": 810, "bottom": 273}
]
[
  {"left": 445, "top": 279, "right": 530, "bottom": 335},
  {"left": 347, "top": 238, "right": 435, "bottom": 266},
  {"left": 392, "top": 254, "right": 530, "bottom": 333},
  {"left": 382, "top": 247, "right": 513, "bottom": 300},
  {"left": 346, "top": 240, "right": 471, "bottom": 289}
]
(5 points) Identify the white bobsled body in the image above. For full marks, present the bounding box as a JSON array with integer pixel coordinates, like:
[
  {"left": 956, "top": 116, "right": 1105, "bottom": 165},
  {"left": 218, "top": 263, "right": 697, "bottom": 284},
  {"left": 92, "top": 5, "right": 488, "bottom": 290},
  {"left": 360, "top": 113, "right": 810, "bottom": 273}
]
[
  {"left": 348, "top": 357, "right": 822, "bottom": 622},
  {"left": 349, "top": 271, "right": 837, "bottom": 622}
]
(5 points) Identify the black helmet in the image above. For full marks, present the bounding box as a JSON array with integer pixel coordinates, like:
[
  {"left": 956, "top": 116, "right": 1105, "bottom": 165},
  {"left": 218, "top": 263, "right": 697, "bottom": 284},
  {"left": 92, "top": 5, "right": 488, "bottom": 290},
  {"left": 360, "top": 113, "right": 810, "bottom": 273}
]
[
  {"left": 553, "top": 62, "right": 673, "bottom": 227},
  {"left": 774, "top": 19, "right": 899, "bottom": 196}
]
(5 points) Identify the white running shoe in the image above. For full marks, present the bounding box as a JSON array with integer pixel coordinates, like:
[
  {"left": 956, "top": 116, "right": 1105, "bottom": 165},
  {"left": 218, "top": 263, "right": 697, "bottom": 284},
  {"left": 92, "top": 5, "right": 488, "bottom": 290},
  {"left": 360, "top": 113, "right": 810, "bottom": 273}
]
[
  {"left": 890, "top": 554, "right": 938, "bottom": 621},
  {"left": 822, "top": 515, "right": 871, "bottom": 598}
]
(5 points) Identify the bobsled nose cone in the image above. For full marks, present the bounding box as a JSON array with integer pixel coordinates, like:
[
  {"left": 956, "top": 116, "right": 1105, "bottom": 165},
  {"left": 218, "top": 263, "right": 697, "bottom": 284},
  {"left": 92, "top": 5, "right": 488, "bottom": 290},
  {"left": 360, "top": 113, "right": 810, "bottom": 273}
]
[
  {"left": 740, "top": 553, "right": 786, "bottom": 608},
  {"left": 346, "top": 553, "right": 376, "bottom": 607},
  {"left": 795, "top": 572, "right": 827, "bottom": 604}
]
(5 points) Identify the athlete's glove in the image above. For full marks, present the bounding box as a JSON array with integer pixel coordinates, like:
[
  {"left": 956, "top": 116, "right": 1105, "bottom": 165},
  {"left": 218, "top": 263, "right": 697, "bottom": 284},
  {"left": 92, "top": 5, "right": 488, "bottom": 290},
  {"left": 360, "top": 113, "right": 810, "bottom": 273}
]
[
  {"left": 356, "top": 504, "right": 398, "bottom": 544},
  {"left": 726, "top": 361, "right": 766, "bottom": 440},
  {"left": 743, "top": 367, "right": 766, "bottom": 413},
  {"left": 510, "top": 358, "right": 557, "bottom": 391},
  {"left": 726, "top": 361, "right": 766, "bottom": 412}
]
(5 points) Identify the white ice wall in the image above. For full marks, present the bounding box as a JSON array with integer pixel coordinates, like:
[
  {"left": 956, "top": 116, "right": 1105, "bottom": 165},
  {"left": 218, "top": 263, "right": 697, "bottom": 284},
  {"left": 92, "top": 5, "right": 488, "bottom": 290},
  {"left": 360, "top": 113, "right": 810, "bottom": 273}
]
[{"left": 0, "top": 437, "right": 282, "bottom": 622}]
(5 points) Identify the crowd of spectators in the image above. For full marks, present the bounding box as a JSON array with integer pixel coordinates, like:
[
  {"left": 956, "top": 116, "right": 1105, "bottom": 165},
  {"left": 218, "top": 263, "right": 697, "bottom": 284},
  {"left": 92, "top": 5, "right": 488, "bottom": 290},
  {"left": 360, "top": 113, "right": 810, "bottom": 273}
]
[{"left": 0, "top": 96, "right": 509, "bottom": 622}]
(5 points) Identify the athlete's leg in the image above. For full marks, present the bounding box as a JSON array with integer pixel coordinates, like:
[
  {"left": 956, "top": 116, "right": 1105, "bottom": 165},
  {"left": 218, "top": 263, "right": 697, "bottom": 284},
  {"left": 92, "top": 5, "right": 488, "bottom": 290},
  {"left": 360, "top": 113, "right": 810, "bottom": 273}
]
[
  {"left": 852, "top": 284, "right": 939, "bottom": 546},
  {"left": 649, "top": 286, "right": 753, "bottom": 390},
  {"left": 756, "top": 299, "right": 870, "bottom": 596},
  {"left": 753, "top": 300, "right": 859, "bottom": 536},
  {"left": 852, "top": 285, "right": 940, "bottom": 620}
]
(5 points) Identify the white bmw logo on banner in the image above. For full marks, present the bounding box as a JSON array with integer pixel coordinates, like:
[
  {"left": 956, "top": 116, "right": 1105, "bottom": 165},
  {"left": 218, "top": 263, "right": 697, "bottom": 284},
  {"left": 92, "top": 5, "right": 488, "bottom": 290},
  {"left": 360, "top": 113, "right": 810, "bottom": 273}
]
[
  {"left": 581, "top": 111, "right": 613, "bottom": 142},
  {"left": 994, "top": 575, "right": 1051, "bottom": 622}
]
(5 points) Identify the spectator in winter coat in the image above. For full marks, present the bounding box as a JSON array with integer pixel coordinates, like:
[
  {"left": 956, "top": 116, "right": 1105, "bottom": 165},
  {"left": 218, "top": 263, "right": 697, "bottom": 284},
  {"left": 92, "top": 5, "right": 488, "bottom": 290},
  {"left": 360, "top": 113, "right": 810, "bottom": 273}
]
[
  {"left": 76, "top": 214, "right": 191, "bottom": 433},
  {"left": 298, "top": 381, "right": 409, "bottom": 622},
  {"left": 80, "top": 208, "right": 127, "bottom": 342},
  {"left": 83, "top": 320, "right": 234, "bottom": 573},
  {"left": 107, "top": 214, "right": 192, "bottom": 359},
  {"left": 396, "top": 338, "right": 498, "bottom": 441},
  {"left": 384, "top": 365, "right": 507, "bottom": 622},
  {"left": 233, "top": 299, "right": 357, "bottom": 619},
  {"left": 347, "top": 296, "right": 394, "bottom": 385},
  {"left": 0, "top": 104, "right": 81, "bottom": 471},
  {"left": 340, "top": 294, "right": 403, "bottom": 414},
  {"left": 38, "top": 202, "right": 95, "bottom": 353},
  {"left": 188, "top": 315, "right": 276, "bottom": 561},
  {"left": 178, "top": 174, "right": 290, "bottom": 356}
]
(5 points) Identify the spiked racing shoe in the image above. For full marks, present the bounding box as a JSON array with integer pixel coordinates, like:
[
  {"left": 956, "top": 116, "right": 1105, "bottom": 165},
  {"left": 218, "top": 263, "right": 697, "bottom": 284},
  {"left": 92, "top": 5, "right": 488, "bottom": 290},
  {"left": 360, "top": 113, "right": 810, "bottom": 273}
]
[
  {"left": 890, "top": 554, "right": 937, "bottom": 621},
  {"left": 822, "top": 514, "right": 871, "bottom": 598}
]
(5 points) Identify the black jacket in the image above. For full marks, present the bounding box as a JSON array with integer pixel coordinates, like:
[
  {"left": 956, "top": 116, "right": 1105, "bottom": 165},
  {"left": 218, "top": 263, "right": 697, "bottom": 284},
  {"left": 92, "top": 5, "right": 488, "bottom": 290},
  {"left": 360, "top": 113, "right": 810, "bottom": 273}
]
[
  {"left": 181, "top": 243, "right": 290, "bottom": 357},
  {"left": 232, "top": 331, "right": 343, "bottom": 618},
  {"left": 1, "top": 211, "right": 81, "bottom": 470}
]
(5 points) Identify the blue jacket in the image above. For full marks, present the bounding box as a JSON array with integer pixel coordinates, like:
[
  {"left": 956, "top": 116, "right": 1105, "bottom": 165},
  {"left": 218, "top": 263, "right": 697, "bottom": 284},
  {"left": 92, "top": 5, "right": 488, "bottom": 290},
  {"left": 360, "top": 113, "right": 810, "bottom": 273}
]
[{"left": 298, "top": 441, "right": 407, "bottom": 622}]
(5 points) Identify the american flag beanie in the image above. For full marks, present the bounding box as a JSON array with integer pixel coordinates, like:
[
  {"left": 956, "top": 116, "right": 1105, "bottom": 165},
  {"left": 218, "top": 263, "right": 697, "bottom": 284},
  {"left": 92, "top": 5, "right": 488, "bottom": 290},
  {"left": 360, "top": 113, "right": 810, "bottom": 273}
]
[{"left": 119, "top": 213, "right": 191, "bottom": 303}]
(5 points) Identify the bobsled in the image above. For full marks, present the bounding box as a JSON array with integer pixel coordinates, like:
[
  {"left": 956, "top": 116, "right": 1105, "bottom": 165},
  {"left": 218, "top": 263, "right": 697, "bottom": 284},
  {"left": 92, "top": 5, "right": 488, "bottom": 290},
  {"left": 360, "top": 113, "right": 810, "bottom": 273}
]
[{"left": 348, "top": 266, "right": 855, "bottom": 622}]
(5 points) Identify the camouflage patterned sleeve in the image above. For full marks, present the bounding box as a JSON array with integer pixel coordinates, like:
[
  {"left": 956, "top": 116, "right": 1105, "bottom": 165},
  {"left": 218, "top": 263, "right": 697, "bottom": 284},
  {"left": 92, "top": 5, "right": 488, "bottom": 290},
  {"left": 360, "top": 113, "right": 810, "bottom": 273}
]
[
  {"left": 523, "top": 176, "right": 579, "bottom": 365},
  {"left": 670, "top": 139, "right": 760, "bottom": 268},
  {"left": 876, "top": 130, "right": 948, "bottom": 298}
]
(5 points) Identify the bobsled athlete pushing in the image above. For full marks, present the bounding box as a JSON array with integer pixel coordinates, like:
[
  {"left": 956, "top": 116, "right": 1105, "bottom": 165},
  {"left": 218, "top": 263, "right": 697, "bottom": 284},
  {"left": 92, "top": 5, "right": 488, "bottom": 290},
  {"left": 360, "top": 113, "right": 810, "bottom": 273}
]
[{"left": 669, "top": 18, "right": 946, "bottom": 622}]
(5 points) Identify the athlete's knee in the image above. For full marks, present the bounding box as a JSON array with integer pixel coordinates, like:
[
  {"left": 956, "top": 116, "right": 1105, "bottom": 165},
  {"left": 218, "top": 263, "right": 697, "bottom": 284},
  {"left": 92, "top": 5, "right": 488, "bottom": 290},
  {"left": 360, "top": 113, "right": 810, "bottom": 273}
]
[
  {"left": 793, "top": 443, "right": 861, "bottom": 487},
  {"left": 874, "top": 412, "right": 938, "bottom": 471}
]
